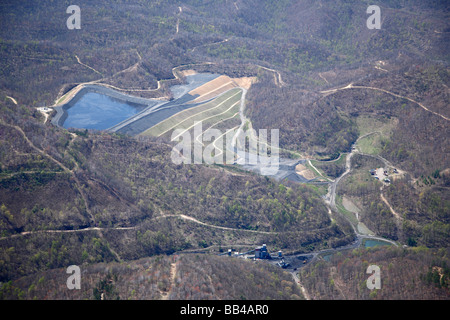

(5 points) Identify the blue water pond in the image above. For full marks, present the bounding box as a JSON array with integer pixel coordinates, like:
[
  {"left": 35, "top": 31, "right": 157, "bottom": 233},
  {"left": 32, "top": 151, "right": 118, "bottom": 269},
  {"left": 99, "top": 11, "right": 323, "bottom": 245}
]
[{"left": 62, "top": 92, "right": 144, "bottom": 131}]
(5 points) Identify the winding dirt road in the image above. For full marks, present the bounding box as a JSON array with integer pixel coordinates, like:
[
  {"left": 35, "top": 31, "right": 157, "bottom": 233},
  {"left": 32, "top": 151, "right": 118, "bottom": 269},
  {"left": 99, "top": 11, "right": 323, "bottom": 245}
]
[
  {"left": 75, "top": 55, "right": 103, "bottom": 76},
  {"left": 320, "top": 83, "right": 449, "bottom": 121},
  {"left": 159, "top": 214, "right": 277, "bottom": 235}
]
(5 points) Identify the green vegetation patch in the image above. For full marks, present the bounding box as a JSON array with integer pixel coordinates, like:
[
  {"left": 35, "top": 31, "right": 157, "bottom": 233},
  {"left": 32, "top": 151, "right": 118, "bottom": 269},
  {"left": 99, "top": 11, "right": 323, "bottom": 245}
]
[{"left": 355, "top": 115, "right": 397, "bottom": 155}]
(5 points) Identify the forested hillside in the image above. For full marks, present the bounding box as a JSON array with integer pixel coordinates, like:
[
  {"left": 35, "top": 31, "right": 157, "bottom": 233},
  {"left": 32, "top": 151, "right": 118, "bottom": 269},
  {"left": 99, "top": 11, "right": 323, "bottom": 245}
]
[
  {"left": 0, "top": 0, "right": 448, "bottom": 300},
  {"left": 299, "top": 246, "right": 449, "bottom": 300},
  {"left": 0, "top": 253, "right": 304, "bottom": 300},
  {"left": 0, "top": 96, "right": 351, "bottom": 282}
]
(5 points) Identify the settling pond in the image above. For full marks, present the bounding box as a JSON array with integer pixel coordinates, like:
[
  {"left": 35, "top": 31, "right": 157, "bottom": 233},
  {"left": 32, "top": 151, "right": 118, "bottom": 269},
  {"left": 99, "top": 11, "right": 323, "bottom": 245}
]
[
  {"left": 54, "top": 73, "right": 220, "bottom": 131},
  {"left": 62, "top": 92, "right": 145, "bottom": 131},
  {"left": 321, "top": 238, "right": 394, "bottom": 261}
]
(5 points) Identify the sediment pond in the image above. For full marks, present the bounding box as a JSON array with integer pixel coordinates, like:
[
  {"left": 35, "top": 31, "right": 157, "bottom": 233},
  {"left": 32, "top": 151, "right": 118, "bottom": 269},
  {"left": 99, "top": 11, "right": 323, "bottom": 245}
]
[{"left": 62, "top": 91, "right": 146, "bottom": 131}]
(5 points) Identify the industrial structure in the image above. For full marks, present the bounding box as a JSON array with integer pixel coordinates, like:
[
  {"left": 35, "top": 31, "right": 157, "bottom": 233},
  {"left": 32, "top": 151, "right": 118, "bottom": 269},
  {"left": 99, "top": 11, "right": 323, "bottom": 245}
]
[{"left": 255, "top": 244, "right": 271, "bottom": 259}]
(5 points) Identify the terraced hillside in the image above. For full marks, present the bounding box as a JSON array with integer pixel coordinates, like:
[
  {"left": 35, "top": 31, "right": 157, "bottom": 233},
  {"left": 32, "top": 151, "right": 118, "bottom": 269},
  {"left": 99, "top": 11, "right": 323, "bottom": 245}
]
[{"left": 142, "top": 87, "right": 242, "bottom": 139}]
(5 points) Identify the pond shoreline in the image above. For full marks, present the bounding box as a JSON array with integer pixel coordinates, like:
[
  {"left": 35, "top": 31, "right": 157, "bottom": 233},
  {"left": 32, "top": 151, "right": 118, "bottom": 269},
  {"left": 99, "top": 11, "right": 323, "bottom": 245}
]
[{"left": 51, "top": 84, "right": 162, "bottom": 128}]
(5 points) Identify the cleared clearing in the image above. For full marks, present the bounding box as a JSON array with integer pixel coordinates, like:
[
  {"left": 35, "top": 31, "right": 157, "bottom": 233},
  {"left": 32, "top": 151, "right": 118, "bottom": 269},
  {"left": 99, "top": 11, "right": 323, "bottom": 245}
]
[
  {"left": 355, "top": 115, "right": 397, "bottom": 155},
  {"left": 189, "top": 75, "right": 239, "bottom": 103},
  {"left": 295, "top": 163, "right": 316, "bottom": 180},
  {"left": 140, "top": 88, "right": 242, "bottom": 137},
  {"left": 232, "top": 76, "right": 256, "bottom": 90},
  {"left": 179, "top": 69, "right": 197, "bottom": 77}
]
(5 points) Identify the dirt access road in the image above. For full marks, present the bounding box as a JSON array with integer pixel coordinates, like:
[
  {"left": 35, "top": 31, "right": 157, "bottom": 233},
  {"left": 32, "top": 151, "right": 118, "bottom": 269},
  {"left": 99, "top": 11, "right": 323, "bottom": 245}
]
[{"left": 321, "top": 83, "right": 450, "bottom": 121}]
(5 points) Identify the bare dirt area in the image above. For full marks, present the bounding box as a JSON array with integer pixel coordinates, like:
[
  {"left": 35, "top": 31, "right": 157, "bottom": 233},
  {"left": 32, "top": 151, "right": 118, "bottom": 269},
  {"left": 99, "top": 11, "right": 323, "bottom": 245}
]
[
  {"left": 295, "top": 164, "right": 316, "bottom": 180},
  {"left": 187, "top": 75, "right": 255, "bottom": 104},
  {"left": 179, "top": 69, "right": 197, "bottom": 77},
  {"left": 232, "top": 76, "right": 256, "bottom": 90},
  {"left": 189, "top": 75, "right": 238, "bottom": 103},
  {"left": 36, "top": 107, "right": 52, "bottom": 123},
  {"left": 160, "top": 260, "right": 178, "bottom": 300},
  {"left": 6, "top": 96, "right": 18, "bottom": 104}
]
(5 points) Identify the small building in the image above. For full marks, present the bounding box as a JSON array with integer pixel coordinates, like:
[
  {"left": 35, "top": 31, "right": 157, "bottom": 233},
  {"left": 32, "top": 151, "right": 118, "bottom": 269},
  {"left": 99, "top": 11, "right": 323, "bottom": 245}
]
[
  {"left": 370, "top": 169, "right": 376, "bottom": 175},
  {"left": 255, "top": 244, "right": 270, "bottom": 259}
]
